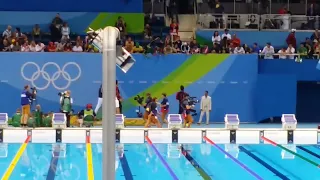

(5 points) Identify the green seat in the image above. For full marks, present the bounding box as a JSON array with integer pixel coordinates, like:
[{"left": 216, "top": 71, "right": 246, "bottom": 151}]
[
  {"left": 27, "top": 118, "right": 34, "bottom": 127},
  {"left": 33, "top": 111, "right": 43, "bottom": 127}
]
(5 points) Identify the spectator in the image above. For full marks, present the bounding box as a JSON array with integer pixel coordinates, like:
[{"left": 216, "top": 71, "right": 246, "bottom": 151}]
[
  {"left": 231, "top": 34, "right": 241, "bottom": 48},
  {"left": 115, "top": 16, "right": 126, "bottom": 39},
  {"left": 50, "top": 13, "right": 63, "bottom": 42},
  {"left": 190, "top": 39, "right": 200, "bottom": 54},
  {"left": 286, "top": 29, "right": 296, "bottom": 49},
  {"left": 72, "top": 42, "right": 83, "bottom": 52},
  {"left": 251, "top": 43, "right": 260, "bottom": 53},
  {"left": 124, "top": 37, "right": 134, "bottom": 53},
  {"left": 242, "top": 44, "right": 250, "bottom": 54},
  {"left": 144, "top": 24, "right": 152, "bottom": 39},
  {"left": 212, "top": 31, "right": 221, "bottom": 45},
  {"left": 278, "top": 5, "right": 287, "bottom": 14},
  {"left": 32, "top": 24, "right": 41, "bottom": 40},
  {"left": 164, "top": 44, "right": 174, "bottom": 54},
  {"left": 278, "top": 47, "right": 287, "bottom": 59},
  {"left": 84, "top": 44, "right": 95, "bottom": 52},
  {"left": 21, "top": 42, "right": 30, "bottom": 52},
  {"left": 173, "top": 36, "right": 182, "bottom": 49},
  {"left": 133, "top": 42, "right": 144, "bottom": 53},
  {"left": 286, "top": 44, "right": 295, "bottom": 59},
  {"left": 298, "top": 43, "right": 308, "bottom": 58},
  {"left": 173, "top": 43, "right": 181, "bottom": 53},
  {"left": 61, "top": 22, "right": 70, "bottom": 43},
  {"left": 181, "top": 42, "right": 190, "bottom": 53},
  {"left": 75, "top": 36, "right": 83, "bottom": 47},
  {"left": 233, "top": 45, "right": 245, "bottom": 54},
  {"left": 47, "top": 42, "right": 56, "bottom": 52},
  {"left": 64, "top": 42, "right": 72, "bottom": 52},
  {"left": 221, "top": 29, "right": 231, "bottom": 48},
  {"left": 164, "top": 35, "right": 172, "bottom": 47},
  {"left": 170, "top": 19, "right": 179, "bottom": 40},
  {"left": 56, "top": 42, "right": 64, "bottom": 52},
  {"left": 2, "top": 25, "right": 12, "bottom": 39},
  {"left": 0, "top": 38, "right": 4, "bottom": 51},
  {"left": 261, "top": 43, "right": 275, "bottom": 59},
  {"left": 11, "top": 41, "right": 21, "bottom": 52},
  {"left": 212, "top": 43, "right": 220, "bottom": 53},
  {"left": 29, "top": 41, "right": 37, "bottom": 52},
  {"left": 201, "top": 45, "right": 209, "bottom": 54},
  {"left": 2, "top": 39, "right": 10, "bottom": 52},
  {"left": 310, "top": 29, "right": 319, "bottom": 42},
  {"left": 36, "top": 41, "right": 45, "bottom": 52},
  {"left": 15, "top": 27, "right": 25, "bottom": 45}
]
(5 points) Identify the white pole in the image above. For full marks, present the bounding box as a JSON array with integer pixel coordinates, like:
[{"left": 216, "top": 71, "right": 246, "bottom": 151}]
[{"left": 102, "top": 26, "right": 119, "bottom": 180}]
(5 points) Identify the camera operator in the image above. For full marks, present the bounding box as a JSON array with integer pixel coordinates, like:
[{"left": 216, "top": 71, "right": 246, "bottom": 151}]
[
  {"left": 181, "top": 94, "right": 194, "bottom": 128},
  {"left": 144, "top": 97, "right": 162, "bottom": 128},
  {"left": 143, "top": 93, "right": 152, "bottom": 121},
  {"left": 20, "top": 85, "right": 33, "bottom": 127},
  {"left": 160, "top": 93, "right": 169, "bottom": 124},
  {"left": 60, "top": 90, "right": 73, "bottom": 127},
  {"left": 176, "top": 85, "right": 187, "bottom": 114}
]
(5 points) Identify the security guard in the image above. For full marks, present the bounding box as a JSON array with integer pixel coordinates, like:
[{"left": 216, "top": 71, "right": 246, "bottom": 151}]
[{"left": 181, "top": 94, "right": 194, "bottom": 128}]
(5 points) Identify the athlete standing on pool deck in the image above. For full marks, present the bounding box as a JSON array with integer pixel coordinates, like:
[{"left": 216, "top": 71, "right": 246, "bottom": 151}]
[{"left": 144, "top": 97, "right": 162, "bottom": 128}]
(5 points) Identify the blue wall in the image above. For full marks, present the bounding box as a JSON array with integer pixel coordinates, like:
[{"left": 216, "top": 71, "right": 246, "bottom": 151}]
[
  {"left": 0, "top": 0, "right": 142, "bottom": 12},
  {"left": 1, "top": 53, "right": 319, "bottom": 122},
  {"left": 196, "top": 31, "right": 313, "bottom": 49}
]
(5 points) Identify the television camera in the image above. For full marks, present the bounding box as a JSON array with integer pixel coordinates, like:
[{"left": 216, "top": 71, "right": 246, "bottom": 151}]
[
  {"left": 29, "top": 87, "right": 37, "bottom": 103},
  {"left": 134, "top": 95, "right": 145, "bottom": 118},
  {"left": 86, "top": 27, "right": 136, "bottom": 73},
  {"left": 186, "top": 96, "right": 199, "bottom": 116}
]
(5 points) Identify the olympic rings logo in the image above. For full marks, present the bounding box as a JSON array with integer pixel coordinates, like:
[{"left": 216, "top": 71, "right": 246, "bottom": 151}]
[{"left": 21, "top": 62, "right": 81, "bottom": 90}]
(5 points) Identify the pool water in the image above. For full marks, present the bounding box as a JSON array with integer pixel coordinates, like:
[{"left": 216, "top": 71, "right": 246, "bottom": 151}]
[{"left": 0, "top": 143, "right": 320, "bottom": 180}]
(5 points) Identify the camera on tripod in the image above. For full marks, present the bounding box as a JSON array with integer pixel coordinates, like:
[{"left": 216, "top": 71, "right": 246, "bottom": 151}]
[
  {"left": 134, "top": 95, "right": 144, "bottom": 105},
  {"left": 187, "top": 96, "right": 199, "bottom": 116},
  {"left": 58, "top": 92, "right": 65, "bottom": 96},
  {"left": 29, "top": 87, "right": 37, "bottom": 102}
]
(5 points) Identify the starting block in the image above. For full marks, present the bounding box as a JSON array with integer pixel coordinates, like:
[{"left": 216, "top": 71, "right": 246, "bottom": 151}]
[
  {"left": 281, "top": 144, "right": 296, "bottom": 159},
  {"left": 224, "top": 114, "right": 240, "bottom": 129},
  {"left": 0, "top": 113, "right": 8, "bottom": 128},
  {"left": 281, "top": 114, "right": 297, "bottom": 130},
  {"left": 167, "top": 144, "right": 181, "bottom": 159},
  {"left": 52, "top": 144, "right": 66, "bottom": 158},
  {"left": 225, "top": 144, "right": 239, "bottom": 159},
  {"left": 168, "top": 114, "right": 183, "bottom": 129},
  {"left": 52, "top": 113, "right": 67, "bottom": 128},
  {"left": 115, "top": 114, "right": 125, "bottom": 129}
]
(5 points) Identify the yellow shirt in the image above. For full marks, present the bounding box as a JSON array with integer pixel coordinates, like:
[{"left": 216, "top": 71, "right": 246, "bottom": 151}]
[{"left": 133, "top": 46, "right": 144, "bottom": 53}]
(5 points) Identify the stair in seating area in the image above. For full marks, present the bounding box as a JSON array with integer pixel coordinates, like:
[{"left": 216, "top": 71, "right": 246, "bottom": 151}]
[{"left": 166, "top": 14, "right": 197, "bottom": 41}]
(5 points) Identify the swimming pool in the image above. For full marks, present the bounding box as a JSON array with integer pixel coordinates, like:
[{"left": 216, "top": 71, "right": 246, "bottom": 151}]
[{"left": 1, "top": 142, "right": 319, "bottom": 180}]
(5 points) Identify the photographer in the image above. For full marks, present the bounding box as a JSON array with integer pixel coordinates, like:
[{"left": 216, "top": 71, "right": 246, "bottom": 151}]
[
  {"left": 181, "top": 94, "right": 194, "bottom": 128},
  {"left": 59, "top": 90, "right": 73, "bottom": 127},
  {"left": 20, "top": 85, "right": 33, "bottom": 127},
  {"left": 176, "top": 85, "right": 187, "bottom": 114},
  {"left": 144, "top": 97, "right": 162, "bottom": 128},
  {"left": 160, "top": 93, "right": 169, "bottom": 124},
  {"left": 143, "top": 93, "right": 152, "bottom": 121}
]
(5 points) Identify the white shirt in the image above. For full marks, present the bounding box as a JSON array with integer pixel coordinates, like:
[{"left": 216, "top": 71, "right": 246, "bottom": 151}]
[
  {"left": 72, "top": 45, "right": 83, "bottom": 52},
  {"left": 277, "top": 50, "right": 287, "bottom": 59},
  {"left": 35, "top": 43, "right": 45, "bottom": 52},
  {"left": 234, "top": 47, "right": 245, "bottom": 54},
  {"left": 2, "top": 29, "right": 11, "bottom": 38},
  {"left": 21, "top": 45, "right": 30, "bottom": 52},
  {"left": 221, "top": 33, "right": 231, "bottom": 40},
  {"left": 200, "top": 95, "right": 211, "bottom": 110},
  {"left": 29, "top": 45, "right": 36, "bottom": 52},
  {"left": 212, "top": 35, "right": 221, "bottom": 44},
  {"left": 262, "top": 46, "right": 275, "bottom": 59},
  {"left": 286, "top": 47, "right": 295, "bottom": 59},
  {"left": 61, "top": 27, "right": 70, "bottom": 36}
]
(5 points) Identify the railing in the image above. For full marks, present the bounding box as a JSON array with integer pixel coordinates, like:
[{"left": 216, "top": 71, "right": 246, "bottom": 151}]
[
  {"left": 197, "top": 14, "right": 320, "bottom": 31},
  {"left": 258, "top": 53, "right": 320, "bottom": 59},
  {"left": 143, "top": 0, "right": 312, "bottom": 15}
]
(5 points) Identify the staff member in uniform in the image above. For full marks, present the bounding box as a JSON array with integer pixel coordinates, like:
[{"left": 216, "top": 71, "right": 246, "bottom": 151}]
[
  {"left": 160, "top": 93, "right": 169, "bottom": 124},
  {"left": 181, "top": 94, "right": 194, "bottom": 128},
  {"left": 60, "top": 90, "right": 73, "bottom": 127},
  {"left": 94, "top": 85, "right": 103, "bottom": 114},
  {"left": 20, "top": 85, "right": 33, "bottom": 127},
  {"left": 144, "top": 97, "right": 162, "bottom": 128},
  {"left": 197, "top": 91, "right": 212, "bottom": 125}
]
